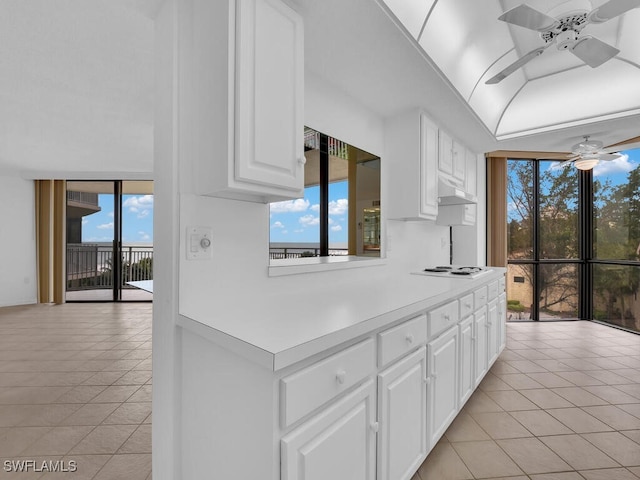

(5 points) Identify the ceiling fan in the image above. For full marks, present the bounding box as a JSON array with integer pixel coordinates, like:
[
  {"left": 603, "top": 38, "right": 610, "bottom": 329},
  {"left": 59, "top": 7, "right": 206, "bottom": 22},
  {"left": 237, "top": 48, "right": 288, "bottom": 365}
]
[
  {"left": 486, "top": 0, "right": 640, "bottom": 85},
  {"left": 557, "top": 135, "right": 626, "bottom": 170}
]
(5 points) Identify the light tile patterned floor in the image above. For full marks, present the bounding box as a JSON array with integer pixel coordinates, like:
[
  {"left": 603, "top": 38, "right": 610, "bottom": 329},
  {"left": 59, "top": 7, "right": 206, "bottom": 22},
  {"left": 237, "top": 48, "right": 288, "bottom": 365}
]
[
  {"left": 0, "top": 303, "right": 152, "bottom": 480},
  {"left": 2, "top": 305, "right": 639, "bottom": 479},
  {"left": 415, "top": 320, "right": 640, "bottom": 480}
]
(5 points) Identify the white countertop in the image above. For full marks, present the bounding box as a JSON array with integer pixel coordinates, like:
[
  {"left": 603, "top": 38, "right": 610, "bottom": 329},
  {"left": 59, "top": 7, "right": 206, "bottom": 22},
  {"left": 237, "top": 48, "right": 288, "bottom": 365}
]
[{"left": 178, "top": 267, "right": 506, "bottom": 371}]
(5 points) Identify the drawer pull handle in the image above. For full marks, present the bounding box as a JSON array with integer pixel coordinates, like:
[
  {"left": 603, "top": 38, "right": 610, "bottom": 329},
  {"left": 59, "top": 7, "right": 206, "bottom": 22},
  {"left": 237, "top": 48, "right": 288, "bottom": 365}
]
[
  {"left": 444, "top": 314, "right": 450, "bottom": 321},
  {"left": 431, "top": 372, "right": 438, "bottom": 379},
  {"left": 370, "top": 422, "right": 379, "bottom": 433},
  {"left": 406, "top": 333, "right": 414, "bottom": 344},
  {"left": 423, "top": 376, "right": 431, "bottom": 385},
  {"left": 335, "top": 369, "right": 347, "bottom": 385},
  {"left": 464, "top": 302, "right": 472, "bottom": 309},
  {"left": 298, "top": 156, "right": 306, "bottom": 165}
]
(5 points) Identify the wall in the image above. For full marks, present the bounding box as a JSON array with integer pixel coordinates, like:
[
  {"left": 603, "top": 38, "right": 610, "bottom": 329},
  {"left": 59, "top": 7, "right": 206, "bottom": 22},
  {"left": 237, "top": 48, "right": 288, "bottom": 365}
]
[{"left": 0, "top": 175, "right": 37, "bottom": 306}]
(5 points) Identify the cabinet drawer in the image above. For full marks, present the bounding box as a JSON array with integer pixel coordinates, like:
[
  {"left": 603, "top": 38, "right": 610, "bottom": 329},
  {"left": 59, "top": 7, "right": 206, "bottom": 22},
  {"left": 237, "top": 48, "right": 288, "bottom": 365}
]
[
  {"left": 459, "top": 293, "right": 474, "bottom": 319},
  {"left": 280, "top": 338, "right": 375, "bottom": 428},
  {"left": 499, "top": 275, "right": 506, "bottom": 293},
  {"left": 474, "top": 286, "right": 488, "bottom": 307},
  {"left": 427, "top": 301, "right": 459, "bottom": 338},
  {"left": 488, "top": 280, "right": 500, "bottom": 300},
  {"left": 378, "top": 315, "right": 427, "bottom": 367}
]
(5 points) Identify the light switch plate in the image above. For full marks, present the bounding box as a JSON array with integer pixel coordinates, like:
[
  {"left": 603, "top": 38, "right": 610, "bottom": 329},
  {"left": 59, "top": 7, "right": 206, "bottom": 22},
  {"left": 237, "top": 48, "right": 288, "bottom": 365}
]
[{"left": 186, "top": 226, "right": 213, "bottom": 260}]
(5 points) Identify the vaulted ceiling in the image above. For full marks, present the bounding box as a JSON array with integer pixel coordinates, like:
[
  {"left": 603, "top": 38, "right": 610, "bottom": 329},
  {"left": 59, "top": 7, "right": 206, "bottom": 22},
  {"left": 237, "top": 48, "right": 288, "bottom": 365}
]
[{"left": 380, "top": 0, "right": 640, "bottom": 144}]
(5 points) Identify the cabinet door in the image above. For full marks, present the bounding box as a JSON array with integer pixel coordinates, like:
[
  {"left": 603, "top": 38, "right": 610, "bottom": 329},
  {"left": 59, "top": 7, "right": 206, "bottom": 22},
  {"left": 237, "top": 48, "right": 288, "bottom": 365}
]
[
  {"left": 235, "top": 0, "right": 304, "bottom": 193},
  {"left": 427, "top": 326, "right": 459, "bottom": 446},
  {"left": 438, "top": 130, "right": 453, "bottom": 175},
  {"left": 452, "top": 140, "right": 465, "bottom": 183},
  {"left": 420, "top": 114, "right": 439, "bottom": 219},
  {"left": 281, "top": 380, "right": 376, "bottom": 480},
  {"left": 378, "top": 348, "right": 428, "bottom": 480},
  {"left": 473, "top": 307, "right": 488, "bottom": 386},
  {"left": 487, "top": 299, "right": 499, "bottom": 366},
  {"left": 497, "top": 293, "right": 506, "bottom": 353},
  {"left": 459, "top": 317, "right": 474, "bottom": 406},
  {"left": 465, "top": 149, "right": 477, "bottom": 196}
]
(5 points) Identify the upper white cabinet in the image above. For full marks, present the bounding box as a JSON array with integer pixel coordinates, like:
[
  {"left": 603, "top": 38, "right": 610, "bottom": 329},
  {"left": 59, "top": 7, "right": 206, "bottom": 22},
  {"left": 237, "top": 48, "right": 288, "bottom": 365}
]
[
  {"left": 452, "top": 140, "right": 465, "bottom": 183},
  {"left": 198, "top": 0, "right": 304, "bottom": 203},
  {"left": 386, "top": 110, "right": 438, "bottom": 221},
  {"left": 438, "top": 130, "right": 453, "bottom": 176},
  {"left": 465, "top": 149, "right": 478, "bottom": 196}
]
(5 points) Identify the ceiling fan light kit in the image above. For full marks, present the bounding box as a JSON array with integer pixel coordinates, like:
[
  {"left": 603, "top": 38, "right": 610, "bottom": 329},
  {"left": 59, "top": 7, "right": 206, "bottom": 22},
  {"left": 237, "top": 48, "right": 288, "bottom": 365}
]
[
  {"left": 574, "top": 157, "right": 600, "bottom": 170},
  {"left": 486, "top": 0, "right": 640, "bottom": 84}
]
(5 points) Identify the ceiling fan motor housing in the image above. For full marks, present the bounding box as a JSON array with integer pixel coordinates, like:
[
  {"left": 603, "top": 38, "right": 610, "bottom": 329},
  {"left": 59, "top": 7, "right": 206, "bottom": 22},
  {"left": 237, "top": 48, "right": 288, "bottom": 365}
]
[{"left": 541, "top": 12, "right": 588, "bottom": 48}]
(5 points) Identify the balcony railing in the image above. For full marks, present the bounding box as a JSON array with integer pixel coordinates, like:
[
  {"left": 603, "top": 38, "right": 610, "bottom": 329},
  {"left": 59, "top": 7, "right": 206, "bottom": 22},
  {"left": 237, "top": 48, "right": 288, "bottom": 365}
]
[
  {"left": 66, "top": 244, "right": 153, "bottom": 291},
  {"left": 269, "top": 247, "right": 348, "bottom": 260}
]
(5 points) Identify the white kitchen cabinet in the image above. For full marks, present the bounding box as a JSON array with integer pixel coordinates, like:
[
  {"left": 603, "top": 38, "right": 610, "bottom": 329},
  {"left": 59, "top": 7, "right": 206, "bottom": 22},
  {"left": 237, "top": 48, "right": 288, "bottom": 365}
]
[
  {"left": 427, "top": 325, "right": 459, "bottom": 446},
  {"left": 438, "top": 130, "right": 453, "bottom": 176},
  {"left": 199, "top": 0, "right": 305, "bottom": 203},
  {"left": 473, "top": 306, "right": 488, "bottom": 386},
  {"left": 386, "top": 110, "right": 438, "bottom": 220},
  {"left": 377, "top": 347, "right": 428, "bottom": 480},
  {"left": 465, "top": 149, "right": 478, "bottom": 196},
  {"left": 282, "top": 380, "right": 377, "bottom": 480},
  {"left": 452, "top": 140, "right": 465, "bottom": 183},
  {"left": 458, "top": 316, "right": 474, "bottom": 406},
  {"left": 498, "top": 293, "right": 507, "bottom": 352},
  {"left": 487, "top": 298, "right": 500, "bottom": 366}
]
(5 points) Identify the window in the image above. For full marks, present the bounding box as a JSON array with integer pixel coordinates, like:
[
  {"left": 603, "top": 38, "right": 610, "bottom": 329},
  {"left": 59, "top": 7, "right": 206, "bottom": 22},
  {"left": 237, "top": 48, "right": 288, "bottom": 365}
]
[
  {"left": 504, "top": 149, "right": 640, "bottom": 333},
  {"left": 269, "top": 128, "right": 381, "bottom": 260}
]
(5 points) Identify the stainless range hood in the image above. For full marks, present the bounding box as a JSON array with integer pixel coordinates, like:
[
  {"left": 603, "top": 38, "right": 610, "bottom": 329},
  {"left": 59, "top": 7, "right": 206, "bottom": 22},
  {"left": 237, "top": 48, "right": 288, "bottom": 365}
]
[{"left": 438, "top": 177, "right": 477, "bottom": 205}]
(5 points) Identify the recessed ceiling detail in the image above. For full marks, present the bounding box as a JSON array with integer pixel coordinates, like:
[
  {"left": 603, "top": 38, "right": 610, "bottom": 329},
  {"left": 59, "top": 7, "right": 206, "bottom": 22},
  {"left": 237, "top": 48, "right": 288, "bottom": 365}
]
[{"left": 381, "top": 0, "right": 640, "bottom": 141}]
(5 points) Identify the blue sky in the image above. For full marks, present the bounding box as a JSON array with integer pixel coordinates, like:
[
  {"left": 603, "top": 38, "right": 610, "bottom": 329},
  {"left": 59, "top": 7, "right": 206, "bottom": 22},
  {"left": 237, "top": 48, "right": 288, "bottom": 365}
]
[
  {"left": 81, "top": 194, "right": 154, "bottom": 244},
  {"left": 270, "top": 181, "right": 348, "bottom": 244}
]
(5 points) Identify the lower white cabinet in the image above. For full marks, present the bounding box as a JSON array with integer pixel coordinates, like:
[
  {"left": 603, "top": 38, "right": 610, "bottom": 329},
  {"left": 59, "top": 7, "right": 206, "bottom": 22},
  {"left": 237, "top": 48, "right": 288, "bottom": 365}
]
[
  {"left": 458, "top": 316, "right": 474, "bottom": 406},
  {"left": 487, "top": 298, "right": 500, "bottom": 366},
  {"left": 498, "top": 293, "right": 507, "bottom": 352},
  {"left": 473, "top": 306, "right": 488, "bottom": 386},
  {"left": 377, "top": 347, "right": 428, "bottom": 480},
  {"left": 427, "top": 325, "right": 459, "bottom": 446},
  {"left": 281, "top": 379, "right": 377, "bottom": 480}
]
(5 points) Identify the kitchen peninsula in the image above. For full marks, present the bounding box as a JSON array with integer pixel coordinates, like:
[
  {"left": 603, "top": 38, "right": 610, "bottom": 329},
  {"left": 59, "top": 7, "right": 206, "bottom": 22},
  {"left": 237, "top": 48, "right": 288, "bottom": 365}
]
[{"left": 176, "top": 267, "right": 506, "bottom": 479}]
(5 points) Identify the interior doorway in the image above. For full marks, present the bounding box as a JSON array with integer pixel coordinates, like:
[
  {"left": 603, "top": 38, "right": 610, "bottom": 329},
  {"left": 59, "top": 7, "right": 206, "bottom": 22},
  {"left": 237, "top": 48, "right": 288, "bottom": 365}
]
[{"left": 65, "top": 180, "right": 153, "bottom": 302}]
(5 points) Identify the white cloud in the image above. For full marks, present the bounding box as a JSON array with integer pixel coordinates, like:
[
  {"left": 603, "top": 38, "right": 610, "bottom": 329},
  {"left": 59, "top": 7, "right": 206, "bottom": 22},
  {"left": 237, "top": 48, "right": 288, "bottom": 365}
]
[
  {"left": 97, "top": 222, "right": 114, "bottom": 230},
  {"left": 329, "top": 198, "right": 348, "bottom": 215},
  {"left": 271, "top": 221, "right": 285, "bottom": 229},
  {"left": 107, "top": 211, "right": 114, "bottom": 218},
  {"left": 299, "top": 215, "right": 320, "bottom": 226},
  {"left": 310, "top": 204, "right": 320, "bottom": 212},
  {"left": 82, "top": 219, "right": 89, "bottom": 226},
  {"left": 138, "top": 231, "right": 151, "bottom": 241},
  {"left": 593, "top": 154, "right": 635, "bottom": 176},
  {"left": 123, "top": 195, "right": 154, "bottom": 218},
  {"left": 331, "top": 225, "right": 342, "bottom": 232},
  {"left": 294, "top": 229, "right": 304, "bottom": 233},
  {"left": 270, "top": 198, "right": 310, "bottom": 213}
]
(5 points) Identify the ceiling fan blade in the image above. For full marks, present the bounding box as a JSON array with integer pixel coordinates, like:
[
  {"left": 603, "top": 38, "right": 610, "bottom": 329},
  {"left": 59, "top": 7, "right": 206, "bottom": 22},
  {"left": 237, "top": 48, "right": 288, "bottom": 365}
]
[
  {"left": 603, "top": 140, "right": 640, "bottom": 152},
  {"left": 597, "top": 153, "right": 622, "bottom": 161},
  {"left": 554, "top": 159, "right": 576, "bottom": 169},
  {"left": 485, "top": 45, "right": 549, "bottom": 84},
  {"left": 499, "top": 4, "right": 559, "bottom": 31},
  {"left": 571, "top": 36, "right": 620, "bottom": 67},
  {"left": 588, "top": 0, "right": 640, "bottom": 23}
]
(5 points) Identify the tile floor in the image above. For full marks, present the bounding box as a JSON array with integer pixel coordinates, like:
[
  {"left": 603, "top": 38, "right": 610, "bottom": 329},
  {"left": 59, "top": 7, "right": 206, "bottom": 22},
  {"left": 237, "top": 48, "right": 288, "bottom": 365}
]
[
  {"left": 416, "top": 320, "right": 640, "bottom": 480},
  {"left": 1, "top": 304, "right": 639, "bottom": 480},
  {"left": 0, "top": 303, "right": 152, "bottom": 480}
]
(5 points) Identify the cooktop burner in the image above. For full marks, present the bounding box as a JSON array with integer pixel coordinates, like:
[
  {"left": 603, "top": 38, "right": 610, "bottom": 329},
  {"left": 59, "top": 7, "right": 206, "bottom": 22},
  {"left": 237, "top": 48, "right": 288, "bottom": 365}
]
[{"left": 413, "top": 265, "right": 492, "bottom": 279}]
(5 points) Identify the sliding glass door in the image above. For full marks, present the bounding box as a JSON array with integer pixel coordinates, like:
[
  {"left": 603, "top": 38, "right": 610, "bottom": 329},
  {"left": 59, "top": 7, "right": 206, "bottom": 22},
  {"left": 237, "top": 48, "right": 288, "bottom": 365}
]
[{"left": 65, "top": 180, "right": 153, "bottom": 302}]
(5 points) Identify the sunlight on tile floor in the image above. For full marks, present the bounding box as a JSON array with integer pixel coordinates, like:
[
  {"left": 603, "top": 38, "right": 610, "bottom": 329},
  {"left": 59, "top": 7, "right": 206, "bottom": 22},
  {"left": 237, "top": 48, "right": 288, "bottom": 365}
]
[
  {"left": 1, "top": 304, "right": 639, "bottom": 479},
  {"left": 0, "top": 303, "right": 151, "bottom": 480},
  {"left": 415, "top": 320, "right": 640, "bottom": 480}
]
